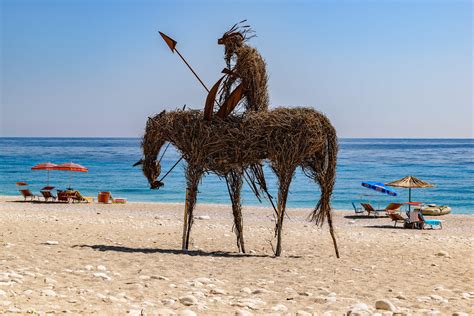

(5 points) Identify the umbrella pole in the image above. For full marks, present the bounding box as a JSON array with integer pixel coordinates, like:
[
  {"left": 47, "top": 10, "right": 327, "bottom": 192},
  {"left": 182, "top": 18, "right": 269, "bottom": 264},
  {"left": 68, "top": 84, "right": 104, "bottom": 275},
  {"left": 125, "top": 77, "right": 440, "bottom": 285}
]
[
  {"left": 47, "top": 170, "right": 50, "bottom": 186},
  {"left": 408, "top": 188, "right": 412, "bottom": 211}
]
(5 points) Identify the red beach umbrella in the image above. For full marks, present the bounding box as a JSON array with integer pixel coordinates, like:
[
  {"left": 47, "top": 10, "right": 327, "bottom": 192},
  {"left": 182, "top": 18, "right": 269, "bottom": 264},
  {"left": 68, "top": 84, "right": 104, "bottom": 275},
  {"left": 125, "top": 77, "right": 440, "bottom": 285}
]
[
  {"left": 31, "top": 162, "right": 58, "bottom": 186},
  {"left": 53, "top": 162, "right": 88, "bottom": 172},
  {"left": 53, "top": 162, "right": 88, "bottom": 189}
]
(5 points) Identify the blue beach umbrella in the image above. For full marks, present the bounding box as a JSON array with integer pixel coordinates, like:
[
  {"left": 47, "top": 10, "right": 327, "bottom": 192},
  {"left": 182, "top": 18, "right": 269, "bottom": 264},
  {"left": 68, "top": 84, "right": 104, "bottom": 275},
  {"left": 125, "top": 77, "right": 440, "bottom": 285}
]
[{"left": 361, "top": 181, "right": 398, "bottom": 197}]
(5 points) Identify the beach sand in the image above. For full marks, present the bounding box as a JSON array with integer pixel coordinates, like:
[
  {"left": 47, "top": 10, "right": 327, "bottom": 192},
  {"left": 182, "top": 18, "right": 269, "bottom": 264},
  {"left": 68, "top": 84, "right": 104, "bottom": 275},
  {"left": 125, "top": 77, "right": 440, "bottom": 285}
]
[{"left": 0, "top": 196, "right": 472, "bottom": 315}]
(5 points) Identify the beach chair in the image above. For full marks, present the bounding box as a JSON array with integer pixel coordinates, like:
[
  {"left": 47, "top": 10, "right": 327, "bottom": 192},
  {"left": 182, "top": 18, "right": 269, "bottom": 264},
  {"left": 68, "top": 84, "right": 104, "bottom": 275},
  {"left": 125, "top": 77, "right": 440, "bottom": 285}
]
[
  {"left": 19, "top": 189, "right": 38, "bottom": 201},
  {"left": 57, "top": 191, "right": 69, "bottom": 202},
  {"left": 40, "top": 190, "right": 57, "bottom": 202},
  {"left": 404, "top": 210, "right": 423, "bottom": 229},
  {"left": 387, "top": 212, "right": 406, "bottom": 227},
  {"left": 352, "top": 202, "right": 364, "bottom": 215},
  {"left": 360, "top": 203, "right": 382, "bottom": 217},
  {"left": 419, "top": 213, "right": 443, "bottom": 230},
  {"left": 384, "top": 203, "right": 403, "bottom": 213},
  {"left": 70, "top": 190, "right": 89, "bottom": 203}
]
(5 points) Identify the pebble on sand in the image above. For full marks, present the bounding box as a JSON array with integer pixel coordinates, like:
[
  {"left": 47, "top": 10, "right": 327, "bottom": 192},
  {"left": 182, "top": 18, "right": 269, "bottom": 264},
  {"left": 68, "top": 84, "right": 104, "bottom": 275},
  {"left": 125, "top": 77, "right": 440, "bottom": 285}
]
[
  {"left": 271, "top": 304, "right": 288, "bottom": 312},
  {"left": 195, "top": 215, "right": 210, "bottom": 220},
  {"left": 375, "top": 299, "right": 397, "bottom": 311},
  {"left": 93, "top": 272, "right": 112, "bottom": 281},
  {"left": 179, "top": 295, "right": 198, "bottom": 306},
  {"left": 40, "top": 289, "right": 57, "bottom": 297}
]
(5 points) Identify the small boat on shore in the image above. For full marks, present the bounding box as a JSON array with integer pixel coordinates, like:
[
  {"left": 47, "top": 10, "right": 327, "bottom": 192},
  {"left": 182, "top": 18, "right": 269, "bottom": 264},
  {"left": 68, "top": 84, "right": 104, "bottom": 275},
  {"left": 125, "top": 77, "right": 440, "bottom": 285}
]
[{"left": 416, "top": 205, "right": 451, "bottom": 216}]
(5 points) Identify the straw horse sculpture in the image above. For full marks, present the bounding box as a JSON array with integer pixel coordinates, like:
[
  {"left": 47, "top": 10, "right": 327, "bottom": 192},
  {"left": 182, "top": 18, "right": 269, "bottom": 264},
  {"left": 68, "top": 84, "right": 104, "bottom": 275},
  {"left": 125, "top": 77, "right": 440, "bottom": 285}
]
[{"left": 138, "top": 107, "right": 339, "bottom": 257}]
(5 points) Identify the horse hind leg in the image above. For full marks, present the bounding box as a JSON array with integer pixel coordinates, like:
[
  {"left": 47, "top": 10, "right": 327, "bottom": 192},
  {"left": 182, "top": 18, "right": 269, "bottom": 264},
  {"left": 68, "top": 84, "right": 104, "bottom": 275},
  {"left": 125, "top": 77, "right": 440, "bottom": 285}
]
[
  {"left": 226, "top": 170, "right": 245, "bottom": 253},
  {"left": 307, "top": 135, "right": 340, "bottom": 258}
]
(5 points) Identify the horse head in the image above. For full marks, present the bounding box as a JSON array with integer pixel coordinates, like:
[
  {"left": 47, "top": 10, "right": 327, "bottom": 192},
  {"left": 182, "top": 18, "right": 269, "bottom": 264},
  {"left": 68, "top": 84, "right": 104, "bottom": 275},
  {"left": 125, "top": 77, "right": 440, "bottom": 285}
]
[{"left": 135, "top": 110, "right": 167, "bottom": 189}]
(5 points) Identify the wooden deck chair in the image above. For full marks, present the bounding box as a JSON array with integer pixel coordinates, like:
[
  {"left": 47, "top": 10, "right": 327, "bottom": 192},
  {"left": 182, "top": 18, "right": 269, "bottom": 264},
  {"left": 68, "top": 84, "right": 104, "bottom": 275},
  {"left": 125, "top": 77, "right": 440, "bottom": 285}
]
[
  {"left": 57, "top": 191, "right": 69, "bottom": 202},
  {"left": 19, "top": 189, "right": 38, "bottom": 201},
  {"left": 40, "top": 190, "right": 56, "bottom": 202},
  {"left": 70, "top": 190, "right": 89, "bottom": 203},
  {"left": 388, "top": 212, "right": 406, "bottom": 227},
  {"left": 384, "top": 203, "right": 403, "bottom": 213},
  {"left": 360, "top": 203, "right": 381, "bottom": 217}
]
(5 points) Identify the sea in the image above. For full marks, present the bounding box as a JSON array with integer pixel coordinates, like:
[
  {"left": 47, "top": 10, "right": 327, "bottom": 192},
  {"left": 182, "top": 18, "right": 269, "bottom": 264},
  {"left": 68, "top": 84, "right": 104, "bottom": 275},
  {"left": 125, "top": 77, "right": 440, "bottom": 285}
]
[{"left": 0, "top": 138, "right": 472, "bottom": 214}]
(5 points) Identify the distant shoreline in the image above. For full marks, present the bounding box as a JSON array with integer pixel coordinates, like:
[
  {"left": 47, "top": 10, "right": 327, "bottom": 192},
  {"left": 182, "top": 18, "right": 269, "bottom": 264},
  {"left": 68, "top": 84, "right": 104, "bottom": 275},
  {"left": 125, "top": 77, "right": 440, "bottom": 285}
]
[{"left": 2, "top": 195, "right": 472, "bottom": 216}]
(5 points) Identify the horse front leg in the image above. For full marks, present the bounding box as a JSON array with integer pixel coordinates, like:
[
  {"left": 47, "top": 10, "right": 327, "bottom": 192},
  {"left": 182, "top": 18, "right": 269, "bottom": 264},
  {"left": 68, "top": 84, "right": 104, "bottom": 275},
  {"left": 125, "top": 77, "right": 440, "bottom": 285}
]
[
  {"left": 275, "top": 167, "right": 295, "bottom": 257},
  {"left": 182, "top": 166, "right": 202, "bottom": 251},
  {"left": 226, "top": 170, "right": 245, "bottom": 253}
]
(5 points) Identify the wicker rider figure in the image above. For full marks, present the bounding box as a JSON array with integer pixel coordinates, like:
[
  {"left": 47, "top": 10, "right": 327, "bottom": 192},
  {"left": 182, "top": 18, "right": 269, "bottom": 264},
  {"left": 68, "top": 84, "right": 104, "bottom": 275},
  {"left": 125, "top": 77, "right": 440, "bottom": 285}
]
[{"left": 217, "top": 21, "right": 269, "bottom": 115}]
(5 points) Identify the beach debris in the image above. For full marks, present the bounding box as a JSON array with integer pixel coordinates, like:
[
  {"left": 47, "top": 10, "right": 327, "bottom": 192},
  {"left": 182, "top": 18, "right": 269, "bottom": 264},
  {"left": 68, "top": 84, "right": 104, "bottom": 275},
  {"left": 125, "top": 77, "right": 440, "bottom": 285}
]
[
  {"left": 296, "top": 311, "right": 312, "bottom": 316},
  {"left": 44, "top": 240, "right": 59, "bottom": 245},
  {"left": 375, "top": 299, "right": 397, "bottom": 311},
  {"left": 179, "top": 295, "right": 198, "bottom": 306},
  {"left": 156, "top": 275, "right": 169, "bottom": 281},
  {"left": 85, "top": 265, "right": 94, "bottom": 271},
  {"left": 436, "top": 250, "right": 449, "bottom": 257},
  {"left": 452, "top": 312, "right": 469, "bottom": 316},
  {"left": 178, "top": 310, "right": 197, "bottom": 316}
]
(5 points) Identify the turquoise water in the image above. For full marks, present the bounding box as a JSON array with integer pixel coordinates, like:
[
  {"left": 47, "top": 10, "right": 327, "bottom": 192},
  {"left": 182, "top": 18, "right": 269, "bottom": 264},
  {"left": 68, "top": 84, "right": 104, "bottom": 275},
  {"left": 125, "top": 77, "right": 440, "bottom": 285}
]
[{"left": 0, "top": 138, "right": 472, "bottom": 213}]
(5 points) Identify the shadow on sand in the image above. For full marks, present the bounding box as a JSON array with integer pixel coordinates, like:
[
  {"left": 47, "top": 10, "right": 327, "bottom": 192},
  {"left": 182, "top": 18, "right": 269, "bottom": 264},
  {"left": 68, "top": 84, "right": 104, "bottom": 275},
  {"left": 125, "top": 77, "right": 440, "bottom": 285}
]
[
  {"left": 343, "top": 214, "right": 388, "bottom": 219},
  {"left": 72, "top": 244, "right": 284, "bottom": 258}
]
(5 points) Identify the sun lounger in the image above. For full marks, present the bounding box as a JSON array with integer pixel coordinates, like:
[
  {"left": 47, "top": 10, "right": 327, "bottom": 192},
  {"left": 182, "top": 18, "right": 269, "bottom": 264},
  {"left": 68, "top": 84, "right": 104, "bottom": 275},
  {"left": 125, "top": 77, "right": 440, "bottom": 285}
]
[
  {"left": 404, "top": 210, "right": 424, "bottom": 229},
  {"left": 40, "top": 190, "right": 57, "bottom": 202},
  {"left": 360, "top": 203, "right": 382, "bottom": 217},
  {"left": 352, "top": 202, "right": 364, "bottom": 215},
  {"left": 57, "top": 191, "right": 69, "bottom": 202},
  {"left": 69, "top": 190, "right": 89, "bottom": 203},
  {"left": 419, "top": 213, "right": 442, "bottom": 229},
  {"left": 384, "top": 203, "right": 403, "bottom": 213},
  {"left": 388, "top": 212, "right": 406, "bottom": 227},
  {"left": 19, "top": 189, "right": 38, "bottom": 201}
]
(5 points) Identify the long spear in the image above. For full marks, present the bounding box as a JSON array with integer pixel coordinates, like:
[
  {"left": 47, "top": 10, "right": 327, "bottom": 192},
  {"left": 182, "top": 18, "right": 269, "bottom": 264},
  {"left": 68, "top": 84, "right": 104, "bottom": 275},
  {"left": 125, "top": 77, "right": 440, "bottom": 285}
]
[{"left": 159, "top": 32, "right": 210, "bottom": 93}]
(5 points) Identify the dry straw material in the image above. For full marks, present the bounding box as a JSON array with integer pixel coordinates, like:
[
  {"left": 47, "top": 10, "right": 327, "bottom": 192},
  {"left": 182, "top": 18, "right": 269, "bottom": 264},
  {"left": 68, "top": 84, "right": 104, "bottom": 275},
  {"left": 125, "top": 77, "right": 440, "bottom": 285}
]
[{"left": 139, "top": 107, "right": 339, "bottom": 257}]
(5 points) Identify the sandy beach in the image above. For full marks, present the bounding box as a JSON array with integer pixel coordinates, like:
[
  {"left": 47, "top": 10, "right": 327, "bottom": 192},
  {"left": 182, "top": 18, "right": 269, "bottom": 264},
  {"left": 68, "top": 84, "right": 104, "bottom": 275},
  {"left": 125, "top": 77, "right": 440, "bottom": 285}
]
[{"left": 0, "top": 196, "right": 472, "bottom": 315}]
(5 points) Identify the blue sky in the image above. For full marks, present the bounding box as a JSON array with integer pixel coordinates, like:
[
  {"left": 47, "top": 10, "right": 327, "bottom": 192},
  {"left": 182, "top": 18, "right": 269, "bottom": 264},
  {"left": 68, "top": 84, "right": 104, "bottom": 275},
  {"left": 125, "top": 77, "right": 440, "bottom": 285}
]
[{"left": 1, "top": 0, "right": 472, "bottom": 137}]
